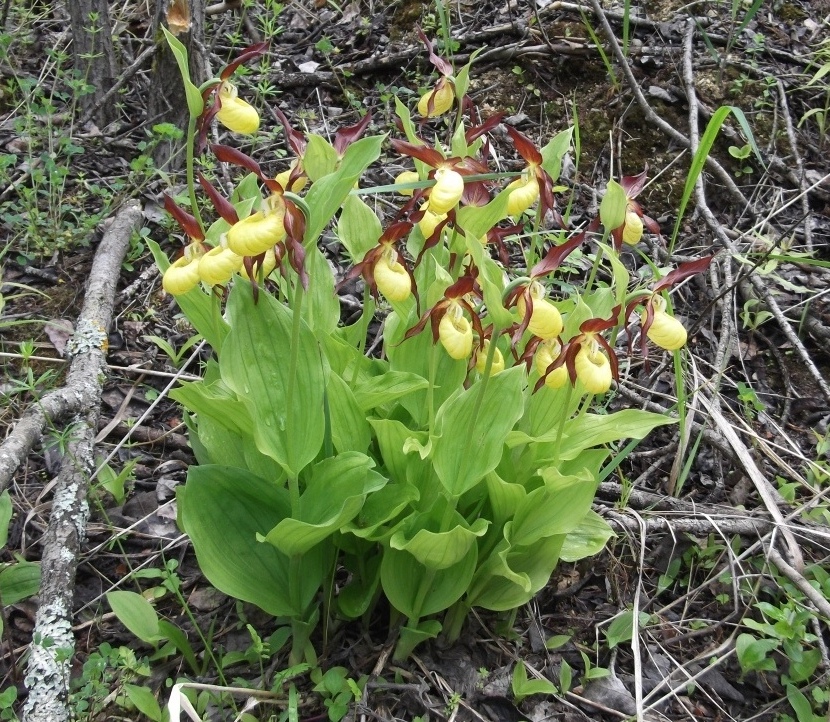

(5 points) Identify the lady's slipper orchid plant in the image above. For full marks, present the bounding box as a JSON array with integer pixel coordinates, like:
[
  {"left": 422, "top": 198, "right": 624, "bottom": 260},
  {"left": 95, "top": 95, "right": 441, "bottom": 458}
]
[
  {"left": 535, "top": 306, "right": 622, "bottom": 395},
  {"left": 505, "top": 232, "right": 585, "bottom": 344},
  {"left": 416, "top": 28, "right": 456, "bottom": 118},
  {"left": 626, "top": 255, "right": 714, "bottom": 356},
  {"left": 343, "top": 222, "right": 414, "bottom": 303},
  {"left": 196, "top": 41, "right": 269, "bottom": 149},
  {"left": 153, "top": 27, "right": 716, "bottom": 668},
  {"left": 612, "top": 167, "right": 662, "bottom": 248},
  {"left": 405, "top": 274, "right": 484, "bottom": 361}
]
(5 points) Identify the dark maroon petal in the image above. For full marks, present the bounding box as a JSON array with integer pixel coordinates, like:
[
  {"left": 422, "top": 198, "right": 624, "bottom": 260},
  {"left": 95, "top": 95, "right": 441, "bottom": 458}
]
[
  {"left": 380, "top": 221, "right": 414, "bottom": 245},
  {"left": 212, "top": 144, "right": 266, "bottom": 178},
  {"left": 220, "top": 41, "right": 270, "bottom": 80},
  {"left": 198, "top": 173, "right": 239, "bottom": 225},
  {"left": 595, "top": 335, "right": 619, "bottom": 380},
  {"left": 417, "top": 27, "right": 453, "bottom": 76},
  {"left": 465, "top": 113, "right": 504, "bottom": 145},
  {"left": 163, "top": 194, "right": 204, "bottom": 240},
  {"left": 390, "top": 138, "right": 444, "bottom": 167},
  {"left": 620, "top": 166, "right": 648, "bottom": 199},
  {"left": 643, "top": 214, "right": 662, "bottom": 236},
  {"left": 334, "top": 113, "right": 372, "bottom": 156},
  {"left": 445, "top": 274, "right": 478, "bottom": 300},
  {"left": 580, "top": 305, "right": 621, "bottom": 333},
  {"left": 271, "top": 106, "right": 308, "bottom": 156},
  {"left": 529, "top": 231, "right": 585, "bottom": 278},
  {"left": 564, "top": 340, "right": 581, "bottom": 384},
  {"left": 506, "top": 126, "right": 543, "bottom": 165},
  {"left": 653, "top": 255, "right": 714, "bottom": 292}
]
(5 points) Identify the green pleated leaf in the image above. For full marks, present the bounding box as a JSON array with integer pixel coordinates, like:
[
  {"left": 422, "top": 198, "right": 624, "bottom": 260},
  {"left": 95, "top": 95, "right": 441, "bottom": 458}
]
[
  {"left": 303, "top": 135, "right": 384, "bottom": 246},
  {"left": 0, "top": 561, "right": 40, "bottom": 606},
  {"left": 369, "top": 418, "right": 420, "bottom": 486},
  {"left": 389, "top": 499, "right": 488, "bottom": 570},
  {"left": 432, "top": 367, "right": 525, "bottom": 496},
  {"left": 484, "top": 471, "right": 526, "bottom": 528},
  {"left": 179, "top": 465, "right": 323, "bottom": 616},
  {"left": 467, "top": 533, "right": 564, "bottom": 612},
  {"left": 510, "top": 468, "right": 595, "bottom": 546},
  {"left": 560, "top": 510, "right": 615, "bottom": 562},
  {"left": 600, "top": 178, "right": 627, "bottom": 231},
  {"left": 353, "top": 371, "right": 429, "bottom": 411},
  {"left": 300, "top": 244, "right": 340, "bottom": 335},
  {"left": 304, "top": 134, "right": 339, "bottom": 181},
  {"left": 264, "top": 453, "right": 386, "bottom": 557},
  {"left": 342, "top": 483, "right": 419, "bottom": 541},
  {"left": 560, "top": 410, "right": 675, "bottom": 460},
  {"left": 338, "top": 194, "right": 382, "bottom": 263},
  {"left": 221, "top": 283, "right": 326, "bottom": 477},
  {"left": 381, "top": 544, "right": 477, "bottom": 619},
  {"left": 327, "top": 373, "right": 372, "bottom": 454}
]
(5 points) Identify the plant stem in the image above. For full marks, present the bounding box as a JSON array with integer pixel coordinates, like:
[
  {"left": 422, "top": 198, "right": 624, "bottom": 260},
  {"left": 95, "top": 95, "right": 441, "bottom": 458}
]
[
  {"left": 285, "top": 277, "right": 305, "bottom": 513},
  {"left": 185, "top": 115, "right": 204, "bottom": 232}
]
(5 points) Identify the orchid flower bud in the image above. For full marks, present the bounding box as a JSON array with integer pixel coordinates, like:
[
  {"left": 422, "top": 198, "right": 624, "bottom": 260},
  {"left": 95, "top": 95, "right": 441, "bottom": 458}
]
[
  {"left": 417, "top": 77, "right": 454, "bottom": 117},
  {"left": 394, "top": 170, "right": 420, "bottom": 196},
  {"left": 505, "top": 173, "right": 540, "bottom": 216},
  {"left": 428, "top": 167, "right": 464, "bottom": 215},
  {"left": 439, "top": 302, "right": 473, "bottom": 360},
  {"left": 517, "top": 282, "right": 563, "bottom": 339},
  {"left": 226, "top": 195, "right": 287, "bottom": 257},
  {"left": 198, "top": 245, "right": 243, "bottom": 286},
  {"left": 535, "top": 339, "right": 568, "bottom": 389},
  {"left": 621, "top": 208, "right": 644, "bottom": 245},
  {"left": 475, "top": 339, "right": 505, "bottom": 376},
  {"left": 574, "top": 344, "right": 612, "bottom": 394},
  {"left": 215, "top": 82, "right": 260, "bottom": 135},
  {"left": 162, "top": 245, "right": 204, "bottom": 296},
  {"left": 644, "top": 296, "right": 687, "bottom": 350},
  {"left": 373, "top": 249, "right": 411, "bottom": 302}
]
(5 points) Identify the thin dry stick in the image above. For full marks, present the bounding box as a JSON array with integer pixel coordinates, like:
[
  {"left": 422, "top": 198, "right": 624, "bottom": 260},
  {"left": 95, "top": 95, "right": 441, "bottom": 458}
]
[
  {"left": 775, "top": 78, "right": 813, "bottom": 252},
  {"left": 696, "top": 389, "right": 804, "bottom": 570},
  {"left": 22, "top": 202, "right": 141, "bottom": 722}
]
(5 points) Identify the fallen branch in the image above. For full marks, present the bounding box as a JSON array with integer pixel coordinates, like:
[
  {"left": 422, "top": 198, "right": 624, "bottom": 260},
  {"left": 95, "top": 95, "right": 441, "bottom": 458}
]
[{"left": 20, "top": 202, "right": 142, "bottom": 722}]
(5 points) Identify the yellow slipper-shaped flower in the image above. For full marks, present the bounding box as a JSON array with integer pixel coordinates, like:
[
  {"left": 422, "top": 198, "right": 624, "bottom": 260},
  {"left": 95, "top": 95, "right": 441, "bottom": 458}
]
[
  {"left": 535, "top": 339, "right": 568, "bottom": 389},
  {"left": 226, "top": 196, "right": 287, "bottom": 257},
  {"left": 428, "top": 167, "right": 464, "bottom": 215},
  {"left": 574, "top": 345, "right": 612, "bottom": 394},
  {"left": 373, "top": 251, "right": 411, "bottom": 302},
  {"left": 517, "top": 282, "right": 563, "bottom": 339},
  {"left": 439, "top": 303, "right": 473, "bottom": 360},
  {"left": 215, "top": 82, "right": 260, "bottom": 135},
  {"left": 198, "top": 246, "right": 243, "bottom": 287}
]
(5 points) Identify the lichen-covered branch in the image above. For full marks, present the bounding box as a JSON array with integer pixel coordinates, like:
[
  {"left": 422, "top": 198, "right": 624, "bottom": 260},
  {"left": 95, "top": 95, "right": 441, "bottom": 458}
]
[{"left": 22, "top": 202, "right": 142, "bottom": 722}]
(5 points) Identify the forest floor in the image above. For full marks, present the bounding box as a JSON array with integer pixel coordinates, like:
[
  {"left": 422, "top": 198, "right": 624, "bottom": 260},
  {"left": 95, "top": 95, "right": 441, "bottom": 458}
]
[{"left": 1, "top": 0, "right": 830, "bottom": 720}]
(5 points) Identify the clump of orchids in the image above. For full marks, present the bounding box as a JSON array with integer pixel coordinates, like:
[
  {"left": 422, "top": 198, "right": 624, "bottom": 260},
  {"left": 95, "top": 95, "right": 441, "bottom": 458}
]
[
  {"left": 161, "top": 25, "right": 713, "bottom": 399},
  {"left": 155, "top": 26, "right": 719, "bottom": 666}
]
